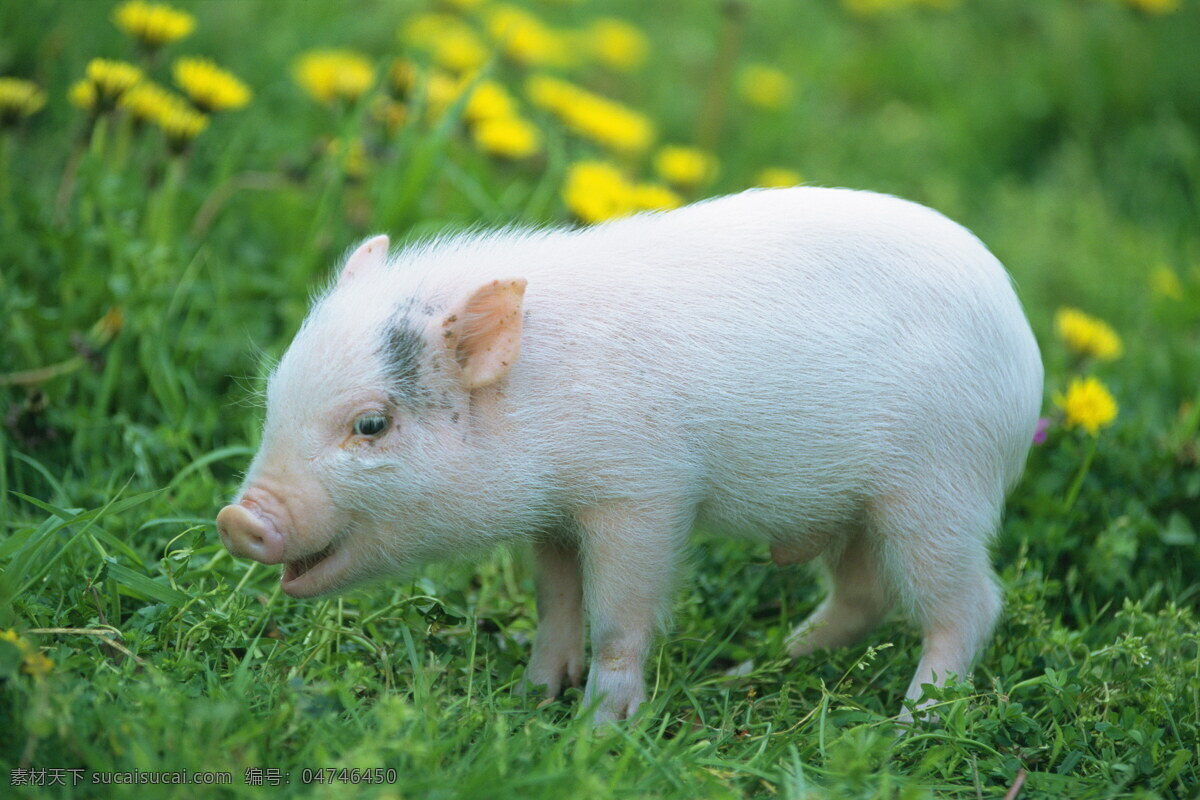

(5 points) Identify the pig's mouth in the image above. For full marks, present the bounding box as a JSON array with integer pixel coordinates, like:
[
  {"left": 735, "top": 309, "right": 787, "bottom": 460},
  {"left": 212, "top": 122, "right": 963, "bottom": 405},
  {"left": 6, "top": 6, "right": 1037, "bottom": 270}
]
[
  {"left": 283, "top": 543, "right": 335, "bottom": 582},
  {"left": 281, "top": 530, "right": 351, "bottom": 597}
]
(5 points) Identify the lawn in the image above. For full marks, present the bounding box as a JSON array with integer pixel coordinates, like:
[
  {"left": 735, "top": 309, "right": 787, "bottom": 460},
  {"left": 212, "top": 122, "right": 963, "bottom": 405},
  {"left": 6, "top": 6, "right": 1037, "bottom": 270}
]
[{"left": 1, "top": 0, "right": 1198, "bottom": 797}]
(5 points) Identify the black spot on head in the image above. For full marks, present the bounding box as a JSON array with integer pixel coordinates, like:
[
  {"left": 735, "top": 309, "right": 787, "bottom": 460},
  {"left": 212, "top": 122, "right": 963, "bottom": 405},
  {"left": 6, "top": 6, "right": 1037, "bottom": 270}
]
[
  {"left": 451, "top": 412, "right": 460, "bottom": 424},
  {"left": 379, "top": 322, "right": 426, "bottom": 402}
]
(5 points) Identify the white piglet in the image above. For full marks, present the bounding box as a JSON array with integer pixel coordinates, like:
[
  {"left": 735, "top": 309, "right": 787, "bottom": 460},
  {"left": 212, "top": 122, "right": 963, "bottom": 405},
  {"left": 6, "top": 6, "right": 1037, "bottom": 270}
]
[{"left": 217, "top": 187, "right": 1043, "bottom": 723}]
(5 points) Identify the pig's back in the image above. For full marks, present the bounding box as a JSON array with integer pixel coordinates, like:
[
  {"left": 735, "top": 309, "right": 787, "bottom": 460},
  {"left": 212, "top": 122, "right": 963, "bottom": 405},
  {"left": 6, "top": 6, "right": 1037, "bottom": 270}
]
[{"left": 414, "top": 188, "right": 1043, "bottom": 539}]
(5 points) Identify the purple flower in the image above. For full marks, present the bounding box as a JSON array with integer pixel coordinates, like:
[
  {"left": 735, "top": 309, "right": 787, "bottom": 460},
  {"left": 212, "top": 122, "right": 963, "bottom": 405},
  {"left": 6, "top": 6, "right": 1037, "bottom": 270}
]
[{"left": 1032, "top": 417, "right": 1051, "bottom": 446}]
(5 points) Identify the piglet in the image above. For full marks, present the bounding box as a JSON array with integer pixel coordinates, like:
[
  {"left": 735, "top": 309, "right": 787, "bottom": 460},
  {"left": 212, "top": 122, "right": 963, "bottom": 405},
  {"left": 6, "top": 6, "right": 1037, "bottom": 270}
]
[{"left": 217, "top": 187, "right": 1043, "bottom": 723}]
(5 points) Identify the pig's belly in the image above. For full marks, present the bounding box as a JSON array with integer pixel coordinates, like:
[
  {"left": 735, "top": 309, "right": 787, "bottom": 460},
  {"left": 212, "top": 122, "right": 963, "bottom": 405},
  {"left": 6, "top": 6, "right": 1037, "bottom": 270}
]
[
  {"left": 695, "top": 493, "right": 859, "bottom": 552},
  {"left": 691, "top": 431, "right": 868, "bottom": 548}
]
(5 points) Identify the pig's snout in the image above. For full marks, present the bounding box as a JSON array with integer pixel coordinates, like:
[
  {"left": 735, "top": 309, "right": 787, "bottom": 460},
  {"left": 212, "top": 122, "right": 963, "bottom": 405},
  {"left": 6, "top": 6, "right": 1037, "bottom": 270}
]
[{"left": 217, "top": 503, "right": 286, "bottom": 565}]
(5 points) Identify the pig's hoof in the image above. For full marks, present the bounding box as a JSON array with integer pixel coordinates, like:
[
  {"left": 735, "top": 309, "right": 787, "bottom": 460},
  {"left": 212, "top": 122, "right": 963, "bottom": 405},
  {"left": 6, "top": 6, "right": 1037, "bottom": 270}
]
[
  {"left": 584, "top": 670, "right": 647, "bottom": 725},
  {"left": 521, "top": 651, "right": 584, "bottom": 701},
  {"left": 589, "top": 695, "right": 645, "bottom": 726},
  {"left": 517, "top": 673, "right": 557, "bottom": 700}
]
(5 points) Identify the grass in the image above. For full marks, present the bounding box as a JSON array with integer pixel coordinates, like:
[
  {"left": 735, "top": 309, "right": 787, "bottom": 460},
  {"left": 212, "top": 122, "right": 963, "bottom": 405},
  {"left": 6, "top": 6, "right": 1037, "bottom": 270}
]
[{"left": 1, "top": 0, "right": 1199, "bottom": 797}]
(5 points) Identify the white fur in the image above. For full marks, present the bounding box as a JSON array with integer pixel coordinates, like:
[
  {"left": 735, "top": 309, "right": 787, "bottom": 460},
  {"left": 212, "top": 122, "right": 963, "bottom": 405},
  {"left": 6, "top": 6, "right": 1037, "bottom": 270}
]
[{"left": 248, "top": 187, "right": 1044, "bottom": 723}]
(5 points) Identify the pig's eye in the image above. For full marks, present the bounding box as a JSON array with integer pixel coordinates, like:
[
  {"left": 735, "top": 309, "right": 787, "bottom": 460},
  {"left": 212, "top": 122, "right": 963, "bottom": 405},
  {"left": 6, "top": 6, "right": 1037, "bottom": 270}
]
[{"left": 353, "top": 414, "right": 389, "bottom": 437}]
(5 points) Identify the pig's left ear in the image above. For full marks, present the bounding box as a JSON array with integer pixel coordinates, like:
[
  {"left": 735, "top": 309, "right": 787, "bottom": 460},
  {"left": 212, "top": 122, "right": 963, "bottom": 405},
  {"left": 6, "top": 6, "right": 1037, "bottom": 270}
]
[
  {"left": 337, "top": 235, "right": 390, "bottom": 286},
  {"left": 440, "top": 278, "right": 527, "bottom": 389}
]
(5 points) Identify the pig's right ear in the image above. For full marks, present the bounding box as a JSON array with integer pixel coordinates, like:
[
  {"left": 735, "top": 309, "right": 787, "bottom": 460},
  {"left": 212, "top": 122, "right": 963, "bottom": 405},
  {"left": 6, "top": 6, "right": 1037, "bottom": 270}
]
[
  {"left": 337, "top": 235, "right": 390, "bottom": 286},
  {"left": 438, "top": 278, "right": 527, "bottom": 390}
]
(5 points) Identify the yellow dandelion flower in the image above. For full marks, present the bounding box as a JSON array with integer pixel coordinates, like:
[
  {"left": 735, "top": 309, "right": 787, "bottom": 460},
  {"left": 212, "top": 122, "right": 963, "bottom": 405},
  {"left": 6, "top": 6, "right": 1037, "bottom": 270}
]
[
  {"left": 586, "top": 18, "right": 649, "bottom": 72},
  {"left": 435, "top": 28, "right": 490, "bottom": 74},
  {"left": 422, "top": 71, "right": 466, "bottom": 120},
  {"left": 654, "top": 145, "right": 718, "bottom": 189},
  {"left": 389, "top": 61, "right": 475, "bottom": 123},
  {"left": 389, "top": 58, "right": 419, "bottom": 98},
  {"left": 344, "top": 141, "right": 368, "bottom": 181},
  {"left": 843, "top": 0, "right": 958, "bottom": 14},
  {"left": 0, "top": 77, "right": 46, "bottom": 125},
  {"left": 1055, "top": 307, "right": 1123, "bottom": 362},
  {"left": 386, "top": 62, "right": 463, "bottom": 122},
  {"left": 155, "top": 103, "right": 209, "bottom": 152},
  {"left": 737, "top": 64, "right": 792, "bottom": 111},
  {"left": 119, "top": 80, "right": 188, "bottom": 124},
  {"left": 173, "top": 57, "right": 251, "bottom": 112},
  {"left": 22, "top": 651, "right": 54, "bottom": 678},
  {"left": 113, "top": 0, "right": 195, "bottom": 48},
  {"left": 373, "top": 97, "right": 408, "bottom": 134},
  {"left": 472, "top": 115, "right": 541, "bottom": 159},
  {"left": 563, "top": 161, "right": 638, "bottom": 224},
  {"left": 755, "top": 167, "right": 804, "bottom": 187},
  {"left": 69, "top": 80, "right": 97, "bottom": 111},
  {"left": 401, "top": 13, "right": 491, "bottom": 74},
  {"left": 328, "top": 137, "right": 369, "bottom": 180},
  {"left": 842, "top": 0, "right": 910, "bottom": 16},
  {"left": 464, "top": 80, "right": 517, "bottom": 124},
  {"left": 1055, "top": 376, "right": 1118, "bottom": 436},
  {"left": 85, "top": 59, "right": 144, "bottom": 108},
  {"left": 632, "top": 183, "right": 683, "bottom": 212},
  {"left": 1123, "top": 0, "right": 1179, "bottom": 13},
  {"left": 526, "top": 75, "right": 653, "bottom": 154},
  {"left": 0, "top": 629, "right": 51, "bottom": 677},
  {"left": 294, "top": 50, "right": 375, "bottom": 105},
  {"left": 402, "top": 12, "right": 466, "bottom": 44},
  {"left": 526, "top": 73, "right": 574, "bottom": 109},
  {"left": 487, "top": 5, "right": 571, "bottom": 68},
  {"left": 1150, "top": 266, "right": 1183, "bottom": 301},
  {"left": 577, "top": 102, "right": 653, "bottom": 154}
]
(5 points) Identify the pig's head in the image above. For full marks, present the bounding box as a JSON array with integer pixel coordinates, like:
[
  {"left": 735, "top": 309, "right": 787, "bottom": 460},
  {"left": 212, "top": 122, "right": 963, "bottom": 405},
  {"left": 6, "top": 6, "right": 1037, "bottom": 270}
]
[{"left": 216, "top": 235, "right": 528, "bottom": 597}]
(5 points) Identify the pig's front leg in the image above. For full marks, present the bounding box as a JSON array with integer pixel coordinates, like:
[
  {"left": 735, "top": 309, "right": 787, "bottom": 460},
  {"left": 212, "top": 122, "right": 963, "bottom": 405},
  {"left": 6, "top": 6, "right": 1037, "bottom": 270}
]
[
  {"left": 523, "top": 538, "right": 585, "bottom": 698},
  {"left": 577, "top": 500, "right": 687, "bottom": 724}
]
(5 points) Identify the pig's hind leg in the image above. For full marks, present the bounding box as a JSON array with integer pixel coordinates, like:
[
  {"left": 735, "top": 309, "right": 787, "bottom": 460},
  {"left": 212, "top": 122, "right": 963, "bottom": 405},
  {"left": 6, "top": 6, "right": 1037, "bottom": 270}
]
[
  {"left": 869, "top": 488, "right": 1003, "bottom": 723},
  {"left": 523, "top": 538, "right": 585, "bottom": 699},
  {"left": 786, "top": 529, "right": 893, "bottom": 657}
]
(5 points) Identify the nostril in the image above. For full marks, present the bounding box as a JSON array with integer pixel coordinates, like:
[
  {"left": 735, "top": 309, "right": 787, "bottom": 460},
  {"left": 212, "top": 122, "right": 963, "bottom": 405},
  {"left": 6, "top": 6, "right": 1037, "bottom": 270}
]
[
  {"left": 242, "top": 525, "right": 263, "bottom": 545},
  {"left": 216, "top": 503, "right": 286, "bottom": 565}
]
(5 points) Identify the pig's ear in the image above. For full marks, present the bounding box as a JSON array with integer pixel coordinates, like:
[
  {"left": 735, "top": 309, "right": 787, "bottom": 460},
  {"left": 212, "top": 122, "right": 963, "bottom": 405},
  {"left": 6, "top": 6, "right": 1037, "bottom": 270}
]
[
  {"left": 440, "top": 278, "right": 527, "bottom": 389},
  {"left": 337, "top": 235, "right": 390, "bottom": 286}
]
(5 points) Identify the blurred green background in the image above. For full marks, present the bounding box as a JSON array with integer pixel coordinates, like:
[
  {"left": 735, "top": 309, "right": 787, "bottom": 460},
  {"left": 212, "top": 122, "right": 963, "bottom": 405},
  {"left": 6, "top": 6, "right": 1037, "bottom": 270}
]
[{"left": 1, "top": 1, "right": 1198, "bottom": 797}]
